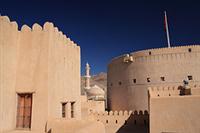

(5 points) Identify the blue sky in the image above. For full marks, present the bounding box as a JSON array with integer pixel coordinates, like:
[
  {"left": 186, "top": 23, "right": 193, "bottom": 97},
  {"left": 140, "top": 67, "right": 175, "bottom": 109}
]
[{"left": 1, "top": 0, "right": 200, "bottom": 75}]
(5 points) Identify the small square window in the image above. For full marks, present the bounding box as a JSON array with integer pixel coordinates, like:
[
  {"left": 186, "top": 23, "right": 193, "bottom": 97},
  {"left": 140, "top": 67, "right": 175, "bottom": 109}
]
[
  {"left": 118, "top": 81, "right": 122, "bottom": 85},
  {"left": 188, "top": 75, "right": 193, "bottom": 80},
  {"left": 160, "top": 77, "right": 165, "bottom": 81},
  {"left": 133, "top": 79, "right": 136, "bottom": 83},
  {"left": 188, "top": 48, "right": 192, "bottom": 52},
  {"left": 147, "top": 77, "right": 150, "bottom": 82},
  {"left": 149, "top": 51, "right": 152, "bottom": 55},
  {"left": 110, "top": 83, "right": 113, "bottom": 86}
]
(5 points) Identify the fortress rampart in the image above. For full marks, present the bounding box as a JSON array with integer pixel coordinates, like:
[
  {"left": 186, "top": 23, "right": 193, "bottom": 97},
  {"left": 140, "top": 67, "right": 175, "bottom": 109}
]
[
  {"left": 110, "top": 45, "right": 200, "bottom": 63},
  {"left": 89, "top": 110, "right": 149, "bottom": 133},
  {"left": 0, "top": 16, "right": 79, "bottom": 46},
  {"left": 148, "top": 85, "right": 200, "bottom": 97},
  {"left": 107, "top": 45, "right": 200, "bottom": 111},
  {"left": 148, "top": 85, "right": 200, "bottom": 133},
  {"left": 148, "top": 86, "right": 182, "bottom": 97}
]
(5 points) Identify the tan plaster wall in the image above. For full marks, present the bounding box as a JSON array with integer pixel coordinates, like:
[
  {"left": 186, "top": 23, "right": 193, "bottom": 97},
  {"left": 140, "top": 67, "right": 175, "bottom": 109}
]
[
  {"left": 47, "top": 119, "right": 105, "bottom": 133},
  {"left": 107, "top": 45, "right": 200, "bottom": 111},
  {"left": 89, "top": 110, "right": 149, "bottom": 133},
  {"left": 148, "top": 86, "right": 200, "bottom": 98},
  {"left": 81, "top": 96, "right": 105, "bottom": 119},
  {"left": 0, "top": 16, "right": 81, "bottom": 132},
  {"left": 149, "top": 94, "right": 200, "bottom": 133},
  {"left": 0, "top": 16, "right": 19, "bottom": 132}
]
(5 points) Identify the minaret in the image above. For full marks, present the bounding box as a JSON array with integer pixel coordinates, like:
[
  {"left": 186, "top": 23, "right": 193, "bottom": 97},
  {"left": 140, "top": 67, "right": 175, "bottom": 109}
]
[{"left": 84, "top": 62, "right": 91, "bottom": 90}]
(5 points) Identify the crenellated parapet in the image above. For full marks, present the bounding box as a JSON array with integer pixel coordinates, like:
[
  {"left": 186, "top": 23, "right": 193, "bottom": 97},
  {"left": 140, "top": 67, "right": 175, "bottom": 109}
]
[
  {"left": 148, "top": 85, "right": 200, "bottom": 97},
  {"left": 90, "top": 110, "right": 133, "bottom": 116},
  {"left": 0, "top": 16, "right": 19, "bottom": 31},
  {"left": 89, "top": 110, "right": 149, "bottom": 126},
  {"left": 132, "top": 45, "right": 200, "bottom": 56},
  {"left": 109, "top": 45, "right": 200, "bottom": 65},
  {"left": 0, "top": 15, "right": 79, "bottom": 48},
  {"left": 148, "top": 86, "right": 180, "bottom": 97},
  {"left": 0, "top": 15, "right": 10, "bottom": 22},
  {"left": 32, "top": 23, "right": 43, "bottom": 31}
]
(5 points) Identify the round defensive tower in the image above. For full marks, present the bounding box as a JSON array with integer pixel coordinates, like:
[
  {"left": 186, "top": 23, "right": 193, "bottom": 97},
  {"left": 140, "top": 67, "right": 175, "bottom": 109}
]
[{"left": 107, "top": 45, "right": 200, "bottom": 111}]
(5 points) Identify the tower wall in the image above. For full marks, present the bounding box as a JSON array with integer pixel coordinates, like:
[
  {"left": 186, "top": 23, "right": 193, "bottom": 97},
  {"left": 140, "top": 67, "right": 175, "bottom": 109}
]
[
  {"left": 0, "top": 16, "right": 81, "bottom": 132},
  {"left": 107, "top": 45, "right": 200, "bottom": 111},
  {"left": 0, "top": 16, "right": 19, "bottom": 132}
]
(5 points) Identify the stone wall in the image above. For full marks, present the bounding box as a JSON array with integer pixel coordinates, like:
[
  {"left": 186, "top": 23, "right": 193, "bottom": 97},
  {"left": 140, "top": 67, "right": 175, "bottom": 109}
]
[
  {"left": 46, "top": 119, "right": 105, "bottom": 133},
  {"left": 107, "top": 45, "right": 200, "bottom": 111},
  {"left": 149, "top": 86, "right": 200, "bottom": 133},
  {"left": 0, "top": 16, "right": 19, "bottom": 133},
  {"left": 0, "top": 16, "right": 81, "bottom": 132},
  {"left": 81, "top": 96, "right": 105, "bottom": 119},
  {"left": 148, "top": 85, "right": 200, "bottom": 97},
  {"left": 89, "top": 110, "right": 149, "bottom": 133}
]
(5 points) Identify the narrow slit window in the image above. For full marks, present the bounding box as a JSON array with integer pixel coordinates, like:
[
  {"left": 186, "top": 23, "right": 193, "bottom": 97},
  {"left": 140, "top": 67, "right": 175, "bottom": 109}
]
[
  {"left": 71, "top": 102, "right": 75, "bottom": 118},
  {"left": 62, "top": 103, "right": 67, "bottom": 118},
  {"left": 160, "top": 77, "right": 165, "bottom": 81},
  {"left": 118, "top": 81, "right": 122, "bottom": 85},
  {"left": 188, "top": 75, "right": 193, "bottom": 80},
  {"left": 133, "top": 79, "right": 136, "bottom": 83},
  {"left": 149, "top": 51, "right": 152, "bottom": 55},
  {"left": 147, "top": 77, "right": 151, "bottom": 82}
]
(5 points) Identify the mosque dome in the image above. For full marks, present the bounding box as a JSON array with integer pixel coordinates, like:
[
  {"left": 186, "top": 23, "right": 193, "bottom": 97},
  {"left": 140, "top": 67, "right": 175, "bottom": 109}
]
[{"left": 86, "top": 85, "right": 105, "bottom": 100}]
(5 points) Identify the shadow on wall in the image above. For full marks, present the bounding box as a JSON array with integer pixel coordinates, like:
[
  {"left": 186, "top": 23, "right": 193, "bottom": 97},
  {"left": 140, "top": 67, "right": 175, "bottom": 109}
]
[{"left": 117, "top": 111, "right": 149, "bottom": 133}]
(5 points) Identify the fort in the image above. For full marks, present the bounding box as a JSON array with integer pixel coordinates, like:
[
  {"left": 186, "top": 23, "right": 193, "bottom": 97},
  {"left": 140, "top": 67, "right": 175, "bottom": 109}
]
[
  {"left": 0, "top": 15, "right": 200, "bottom": 133},
  {"left": 107, "top": 45, "right": 200, "bottom": 111}
]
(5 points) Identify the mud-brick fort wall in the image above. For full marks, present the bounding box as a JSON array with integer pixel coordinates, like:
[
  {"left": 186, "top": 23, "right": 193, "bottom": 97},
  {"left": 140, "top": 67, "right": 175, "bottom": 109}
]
[
  {"left": 0, "top": 16, "right": 81, "bottom": 132},
  {"left": 89, "top": 110, "right": 149, "bottom": 133},
  {"left": 149, "top": 86, "right": 200, "bottom": 133},
  {"left": 107, "top": 45, "right": 200, "bottom": 111}
]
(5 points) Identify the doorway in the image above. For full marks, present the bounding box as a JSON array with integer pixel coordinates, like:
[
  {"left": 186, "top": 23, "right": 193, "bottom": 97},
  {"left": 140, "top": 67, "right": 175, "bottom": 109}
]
[{"left": 16, "top": 93, "right": 32, "bottom": 129}]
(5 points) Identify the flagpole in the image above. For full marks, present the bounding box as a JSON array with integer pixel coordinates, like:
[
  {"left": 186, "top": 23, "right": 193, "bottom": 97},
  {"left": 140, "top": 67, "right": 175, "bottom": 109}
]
[{"left": 164, "top": 11, "right": 171, "bottom": 48}]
